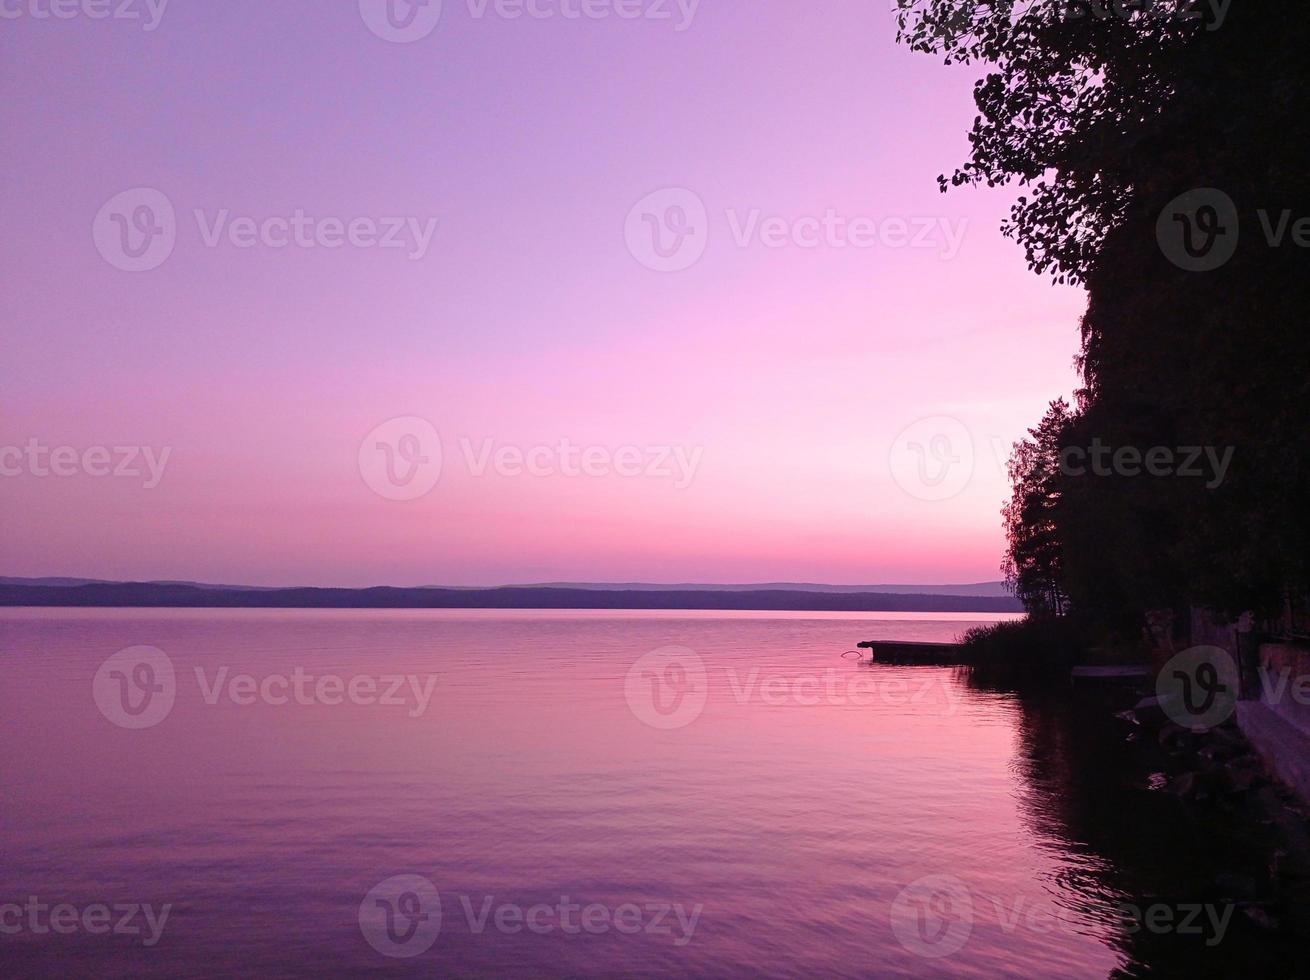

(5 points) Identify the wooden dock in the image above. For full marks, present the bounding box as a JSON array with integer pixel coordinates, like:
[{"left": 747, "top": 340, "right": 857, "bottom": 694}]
[
  {"left": 1069, "top": 665, "right": 1153, "bottom": 687},
  {"left": 856, "top": 640, "right": 970, "bottom": 665}
]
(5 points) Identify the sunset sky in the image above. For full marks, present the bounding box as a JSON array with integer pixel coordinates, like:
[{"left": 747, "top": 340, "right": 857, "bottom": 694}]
[{"left": 1, "top": 0, "right": 1084, "bottom": 587}]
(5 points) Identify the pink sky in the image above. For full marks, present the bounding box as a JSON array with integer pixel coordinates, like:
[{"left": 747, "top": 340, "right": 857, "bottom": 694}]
[{"left": 0, "top": 1, "right": 1084, "bottom": 587}]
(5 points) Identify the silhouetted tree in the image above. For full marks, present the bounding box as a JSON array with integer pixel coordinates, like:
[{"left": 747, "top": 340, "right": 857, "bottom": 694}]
[
  {"left": 900, "top": 1, "right": 1310, "bottom": 627},
  {"left": 1002, "top": 399, "right": 1073, "bottom": 616},
  {"left": 895, "top": 0, "right": 1208, "bottom": 285}
]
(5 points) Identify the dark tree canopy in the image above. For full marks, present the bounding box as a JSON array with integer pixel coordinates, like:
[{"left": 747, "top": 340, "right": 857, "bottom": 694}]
[
  {"left": 896, "top": 0, "right": 1211, "bottom": 284},
  {"left": 899, "top": 2, "right": 1310, "bottom": 625},
  {"left": 1002, "top": 398, "right": 1073, "bottom": 617}
]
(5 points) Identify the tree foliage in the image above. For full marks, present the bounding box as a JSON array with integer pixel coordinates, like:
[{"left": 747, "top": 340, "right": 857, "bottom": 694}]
[
  {"left": 896, "top": 0, "right": 1208, "bottom": 284},
  {"left": 899, "top": 2, "right": 1310, "bottom": 624},
  {"left": 1002, "top": 399, "right": 1072, "bottom": 617}
]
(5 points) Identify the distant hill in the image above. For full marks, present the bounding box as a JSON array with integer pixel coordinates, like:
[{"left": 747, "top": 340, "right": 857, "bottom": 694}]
[
  {"left": 511, "top": 581, "right": 1013, "bottom": 598},
  {"left": 0, "top": 581, "right": 1022, "bottom": 613},
  {"left": 1, "top": 576, "right": 1011, "bottom": 597},
  {"left": 0, "top": 576, "right": 272, "bottom": 591},
  {"left": 0, "top": 577, "right": 109, "bottom": 588}
]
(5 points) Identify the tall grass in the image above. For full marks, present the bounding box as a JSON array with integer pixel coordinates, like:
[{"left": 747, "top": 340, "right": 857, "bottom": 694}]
[{"left": 959, "top": 617, "right": 1083, "bottom": 684}]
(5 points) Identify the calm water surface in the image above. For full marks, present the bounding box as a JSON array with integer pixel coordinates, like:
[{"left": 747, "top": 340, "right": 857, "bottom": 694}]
[{"left": 2, "top": 609, "right": 1137, "bottom": 977}]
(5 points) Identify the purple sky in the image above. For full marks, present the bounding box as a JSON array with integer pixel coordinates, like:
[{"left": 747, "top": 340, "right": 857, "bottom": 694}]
[{"left": 1, "top": 0, "right": 1084, "bottom": 587}]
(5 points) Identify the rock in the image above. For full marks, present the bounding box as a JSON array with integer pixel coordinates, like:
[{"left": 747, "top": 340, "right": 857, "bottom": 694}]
[
  {"left": 1267, "top": 849, "right": 1310, "bottom": 883},
  {"left": 1131, "top": 695, "right": 1169, "bottom": 724},
  {"left": 1244, "top": 905, "right": 1281, "bottom": 931},
  {"left": 1209, "top": 724, "right": 1246, "bottom": 748},
  {"left": 1225, "top": 766, "right": 1259, "bottom": 793},
  {"left": 1199, "top": 743, "right": 1236, "bottom": 764},
  {"left": 1216, "top": 755, "right": 1265, "bottom": 794},
  {"left": 1158, "top": 723, "right": 1193, "bottom": 753},
  {"left": 1255, "top": 786, "right": 1285, "bottom": 813},
  {"left": 1216, "top": 872, "right": 1258, "bottom": 899},
  {"left": 1167, "top": 772, "right": 1197, "bottom": 797}
]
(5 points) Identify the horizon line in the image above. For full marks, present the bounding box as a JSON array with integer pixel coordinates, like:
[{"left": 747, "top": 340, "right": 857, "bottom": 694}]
[{"left": 1, "top": 574, "right": 1011, "bottom": 593}]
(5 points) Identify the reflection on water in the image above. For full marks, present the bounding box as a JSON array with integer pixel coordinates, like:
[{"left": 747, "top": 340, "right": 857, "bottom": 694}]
[
  {"left": 978, "top": 672, "right": 1308, "bottom": 978},
  {"left": 0, "top": 610, "right": 1299, "bottom": 976}
]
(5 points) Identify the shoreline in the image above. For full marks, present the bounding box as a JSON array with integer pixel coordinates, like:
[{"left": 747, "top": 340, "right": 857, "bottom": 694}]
[{"left": 0, "top": 582, "right": 1022, "bottom": 613}]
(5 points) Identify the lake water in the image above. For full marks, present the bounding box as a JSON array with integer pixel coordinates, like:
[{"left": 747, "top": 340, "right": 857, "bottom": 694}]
[{"left": 0, "top": 608, "right": 1199, "bottom": 977}]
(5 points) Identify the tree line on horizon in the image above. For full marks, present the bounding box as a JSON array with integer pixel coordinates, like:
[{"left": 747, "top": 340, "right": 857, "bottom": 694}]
[{"left": 898, "top": 1, "right": 1310, "bottom": 637}]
